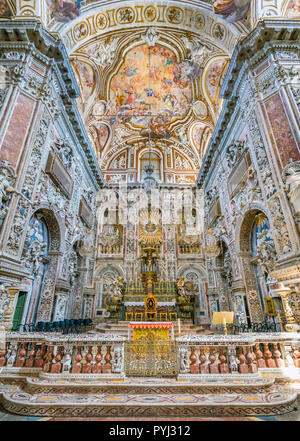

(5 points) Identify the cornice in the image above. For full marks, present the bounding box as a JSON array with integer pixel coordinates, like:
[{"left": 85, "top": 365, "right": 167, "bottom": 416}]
[
  {"left": 0, "top": 19, "right": 104, "bottom": 189},
  {"left": 197, "top": 19, "right": 300, "bottom": 189},
  {"left": 0, "top": 19, "right": 79, "bottom": 97}
]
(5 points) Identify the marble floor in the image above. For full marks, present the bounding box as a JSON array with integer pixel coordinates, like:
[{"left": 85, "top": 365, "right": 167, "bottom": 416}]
[
  {"left": 0, "top": 375, "right": 299, "bottom": 419},
  {"left": 0, "top": 406, "right": 299, "bottom": 421}
]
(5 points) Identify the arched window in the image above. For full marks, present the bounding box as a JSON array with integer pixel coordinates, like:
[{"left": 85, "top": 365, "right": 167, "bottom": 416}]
[
  {"left": 96, "top": 269, "right": 120, "bottom": 317},
  {"left": 140, "top": 152, "right": 161, "bottom": 182},
  {"left": 183, "top": 270, "right": 209, "bottom": 324}
]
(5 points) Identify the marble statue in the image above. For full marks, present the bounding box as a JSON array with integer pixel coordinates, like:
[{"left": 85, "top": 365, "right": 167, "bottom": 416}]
[
  {"left": 177, "top": 276, "right": 186, "bottom": 297},
  {"left": 283, "top": 161, "right": 300, "bottom": 215},
  {"left": 0, "top": 161, "right": 15, "bottom": 226},
  {"left": 112, "top": 276, "right": 124, "bottom": 299}
]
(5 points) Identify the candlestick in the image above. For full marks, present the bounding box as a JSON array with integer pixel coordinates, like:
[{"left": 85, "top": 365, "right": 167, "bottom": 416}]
[{"left": 178, "top": 318, "right": 181, "bottom": 336}]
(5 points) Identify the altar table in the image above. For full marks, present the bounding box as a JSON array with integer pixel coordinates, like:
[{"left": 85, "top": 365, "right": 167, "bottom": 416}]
[{"left": 129, "top": 322, "right": 174, "bottom": 341}]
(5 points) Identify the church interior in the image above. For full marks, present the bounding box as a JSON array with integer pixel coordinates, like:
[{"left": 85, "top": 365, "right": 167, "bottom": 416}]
[{"left": 0, "top": 0, "right": 299, "bottom": 421}]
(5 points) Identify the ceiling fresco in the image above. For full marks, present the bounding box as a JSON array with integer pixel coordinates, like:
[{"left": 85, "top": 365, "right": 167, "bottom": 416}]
[
  {"left": 206, "top": 59, "right": 228, "bottom": 105},
  {"left": 8, "top": 2, "right": 298, "bottom": 184},
  {"left": 190, "top": 122, "right": 213, "bottom": 159},
  {"left": 69, "top": 25, "right": 229, "bottom": 183},
  {"left": 110, "top": 43, "right": 193, "bottom": 132},
  {"left": 72, "top": 59, "right": 96, "bottom": 112},
  {"left": 212, "top": 0, "right": 250, "bottom": 23},
  {"left": 0, "top": 0, "right": 12, "bottom": 17},
  {"left": 286, "top": 0, "right": 300, "bottom": 17},
  {"left": 39, "top": 0, "right": 297, "bottom": 185},
  {"left": 46, "top": 0, "right": 82, "bottom": 23},
  {"left": 45, "top": 0, "right": 252, "bottom": 25}
]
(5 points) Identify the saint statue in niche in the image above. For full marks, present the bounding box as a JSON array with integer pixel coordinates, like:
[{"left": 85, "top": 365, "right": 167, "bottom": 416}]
[
  {"left": 177, "top": 276, "right": 186, "bottom": 297},
  {"left": 112, "top": 277, "right": 124, "bottom": 299}
]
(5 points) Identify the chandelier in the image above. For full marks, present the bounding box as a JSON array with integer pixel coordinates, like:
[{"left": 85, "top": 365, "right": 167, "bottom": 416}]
[{"left": 143, "top": 45, "right": 157, "bottom": 192}]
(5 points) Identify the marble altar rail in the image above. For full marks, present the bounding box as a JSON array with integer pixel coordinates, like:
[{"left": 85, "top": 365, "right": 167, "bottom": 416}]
[
  {"left": 0, "top": 332, "right": 299, "bottom": 378},
  {"left": 177, "top": 333, "right": 300, "bottom": 376},
  {"left": 0, "top": 333, "right": 126, "bottom": 376}
]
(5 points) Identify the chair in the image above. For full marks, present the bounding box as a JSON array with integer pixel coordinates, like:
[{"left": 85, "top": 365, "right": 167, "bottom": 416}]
[
  {"left": 169, "top": 312, "right": 177, "bottom": 321},
  {"left": 233, "top": 325, "right": 239, "bottom": 335},
  {"left": 36, "top": 321, "right": 46, "bottom": 332},
  {"left": 135, "top": 312, "right": 143, "bottom": 321},
  {"left": 45, "top": 322, "right": 53, "bottom": 332},
  {"left": 126, "top": 312, "right": 133, "bottom": 321},
  {"left": 160, "top": 312, "right": 167, "bottom": 321},
  {"left": 53, "top": 321, "right": 60, "bottom": 332},
  {"left": 77, "top": 318, "right": 84, "bottom": 333},
  {"left": 69, "top": 319, "right": 75, "bottom": 333},
  {"left": 145, "top": 311, "right": 157, "bottom": 321},
  {"left": 62, "top": 319, "right": 69, "bottom": 334}
]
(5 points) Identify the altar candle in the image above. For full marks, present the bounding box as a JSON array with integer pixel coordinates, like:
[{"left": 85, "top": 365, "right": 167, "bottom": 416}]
[{"left": 178, "top": 318, "right": 181, "bottom": 336}]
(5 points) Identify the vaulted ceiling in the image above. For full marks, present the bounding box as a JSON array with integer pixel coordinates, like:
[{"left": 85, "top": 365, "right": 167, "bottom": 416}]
[{"left": 38, "top": 0, "right": 297, "bottom": 184}]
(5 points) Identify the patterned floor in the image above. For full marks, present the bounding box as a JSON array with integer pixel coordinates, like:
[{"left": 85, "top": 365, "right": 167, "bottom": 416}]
[
  {"left": 0, "top": 375, "right": 299, "bottom": 419},
  {"left": 0, "top": 408, "right": 299, "bottom": 421},
  {"left": 1, "top": 386, "right": 294, "bottom": 406}
]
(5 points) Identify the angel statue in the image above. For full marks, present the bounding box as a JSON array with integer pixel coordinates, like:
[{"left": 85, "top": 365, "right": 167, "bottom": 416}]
[
  {"left": 112, "top": 276, "right": 124, "bottom": 300},
  {"left": 177, "top": 276, "right": 186, "bottom": 297}
]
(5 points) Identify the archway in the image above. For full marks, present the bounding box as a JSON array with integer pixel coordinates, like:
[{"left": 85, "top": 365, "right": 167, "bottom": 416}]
[
  {"left": 177, "top": 265, "right": 209, "bottom": 325},
  {"left": 238, "top": 208, "right": 269, "bottom": 325},
  {"left": 28, "top": 208, "right": 62, "bottom": 325},
  {"left": 20, "top": 208, "right": 63, "bottom": 327},
  {"left": 94, "top": 266, "right": 124, "bottom": 320}
]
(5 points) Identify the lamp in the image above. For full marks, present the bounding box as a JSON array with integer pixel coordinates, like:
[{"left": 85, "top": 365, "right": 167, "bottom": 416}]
[{"left": 143, "top": 46, "right": 157, "bottom": 192}]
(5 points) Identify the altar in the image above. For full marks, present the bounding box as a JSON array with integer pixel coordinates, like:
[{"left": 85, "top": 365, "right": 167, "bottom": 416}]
[{"left": 128, "top": 322, "right": 174, "bottom": 341}]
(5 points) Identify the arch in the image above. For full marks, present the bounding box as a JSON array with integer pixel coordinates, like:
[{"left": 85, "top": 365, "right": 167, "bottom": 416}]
[
  {"left": 94, "top": 263, "right": 125, "bottom": 281},
  {"left": 177, "top": 263, "right": 208, "bottom": 281},
  {"left": 138, "top": 146, "right": 163, "bottom": 183},
  {"left": 93, "top": 264, "right": 124, "bottom": 315},
  {"left": 32, "top": 204, "right": 65, "bottom": 254},
  {"left": 235, "top": 203, "right": 270, "bottom": 255},
  {"left": 54, "top": 1, "right": 246, "bottom": 55},
  {"left": 24, "top": 207, "right": 65, "bottom": 324},
  {"left": 235, "top": 205, "right": 271, "bottom": 324},
  {"left": 177, "top": 264, "right": 209, "bottom": 323}
]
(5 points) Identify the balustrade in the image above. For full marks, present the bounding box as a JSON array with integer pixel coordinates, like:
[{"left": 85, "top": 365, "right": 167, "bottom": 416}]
[
  {"left": 0, "top": 333, "right": 126, "bottom": 376},
  {"left": 177, "top": 334, "right": 300, "bottom": 375},
  {"left": 0, "top": 332, "right": 299, "bottom": 378}
]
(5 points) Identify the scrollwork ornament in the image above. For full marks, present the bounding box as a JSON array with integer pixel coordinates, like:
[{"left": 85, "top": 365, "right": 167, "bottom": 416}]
[{"left": 0, "top": 160, "right": 15, "bottom": 229}]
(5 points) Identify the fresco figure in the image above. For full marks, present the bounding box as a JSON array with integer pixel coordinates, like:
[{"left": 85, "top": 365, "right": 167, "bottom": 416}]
[
  {"left": 213, "top": 0, "right": 250, "bottom": 22},
  {"left": 47, "top": 0, "right": 82, "bottom": 23},
  {"left": 0, "top": 1, "right": 11, "bottom": 17},
  {"left": 286, "top": 0, "right": 300, "bottom": 17},
  {"left": 110, "top": 44, "right": 192, "bottom": 130}
]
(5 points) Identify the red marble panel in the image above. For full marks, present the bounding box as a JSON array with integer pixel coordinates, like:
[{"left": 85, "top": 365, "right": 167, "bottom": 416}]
[
  {"left": 0, "top": 93, "right": 35, "bottom": 167},
  {"left": 264, "top": 93, "right": 300, "bottom": 169},
  {"left": 29, "top": 61, "right": 46, "bottom": 75}
]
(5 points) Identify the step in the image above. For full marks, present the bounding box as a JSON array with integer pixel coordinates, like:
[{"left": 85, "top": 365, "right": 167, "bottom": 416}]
[
  {"left": 0, "top": 380, "right": 296, "bottom": 417},
  {"left": 17, "top": 375, "right": 276, "bottom": 395}
]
